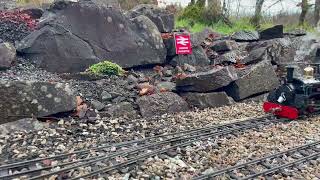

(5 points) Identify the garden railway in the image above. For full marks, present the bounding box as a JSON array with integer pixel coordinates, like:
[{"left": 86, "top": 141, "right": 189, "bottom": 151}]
[{"left": 0, "top": 115, "right": 282, "bottom": 179}]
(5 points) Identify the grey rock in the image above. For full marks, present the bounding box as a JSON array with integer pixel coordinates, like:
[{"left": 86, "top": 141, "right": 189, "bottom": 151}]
[
  {"left": 163, "top": 69, "right": 173, "bottom": 77},
  {"left": 107, "top": 102, "right": 137, "bottom": 118},
  {"left": 0, "top": 118, "right": 47, "bottom": 135},
  {"left": 0, "top": 42, "right": 16, "bottom": 69},
  {"left": 285, "top": 29, "right": 306, "bottom": 36},
  {"left": 226, "top": 60, "right": 279, "bottom": 101},
  {"left": 259, "top": 25, "right": 284, "bottom": 40},
  {"left": 242, "top": 47, "right": 268, "bottom": 65},
  {"left": 127, "top": 74, "right": 138, "bottom": 85},
  {"left": 0, "top": 80, "right": 77, "bottom": 124},
  {"left": 183, "top": 63, "right": 196, "bottom": 72},
  {"left": 170, "top": 46, "right": 210, "bottom": 66},
  {"left": 213, "top": 50, "right": 243, "bottom": 65},
  {"left": 176, "top": 66, "right": 238, "bottom": 92},
  {"left": 131, "top": 15, "right": 166, "bottom": 56},
  {"left": 91, "top": 99, "right": 105, "bottom": 111},
  {"left": 156, "top": 81, "right": 176, "bottom": 91},
  {"left": 231, "top": 31, "right": 259, "bottom": 42},
  {"left": 211, "top": 40, "right": 237, "bottom": 52},
  {"left": 183, "top": 92, "right": 234, "bottom": 109},
  {"left": 191, "top": 28, "right": 216, "bottom": 47},
  {"left": 90, "top": 0, "right": 120, "bottom": 8},
  {"left": 127, "top": 4, "right": 174, "bottom": 33},
  {"left": 137, "top": 92, "right": 189, "bottom": 117},
  {"left": 18, "top": 0, "right": 166, "bottom": 73},
  {"left": 241, "top": 93, "right": 269, "bottom": 103}
]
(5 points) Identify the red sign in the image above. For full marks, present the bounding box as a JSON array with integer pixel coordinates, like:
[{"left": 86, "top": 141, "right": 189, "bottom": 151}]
[{"left": 174, "top": 33, "right": 192, "bottom": 55}]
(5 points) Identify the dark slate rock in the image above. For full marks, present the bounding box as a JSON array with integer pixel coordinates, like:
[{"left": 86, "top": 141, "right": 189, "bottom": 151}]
[
  {"left": 259, "top": 25, "right": 284, "bottom": 40},
  {"left": 0, "top": 42, "right": 16, "bottom": 70},
  {"left": 0, "top": 80, "right": 77, "bottom": 124},
  {"left": 226, "top": 60, "right": 279, "bottom": 101},
  {"left": 231, "top": 31, "right": 259, "bottom": 42},
  {"left": 18, "top": 0, "right": 166, "bottom": 73},
  {"left": 163, "top": 37, "right": 176, "bottom": 57},
  {"left": 137, "top": 92, "right": 189, "bottom": 117},
  {"left": 183, "top": 92, "right": 234, "bottom": 109},
  {"left": 127, "top": 4, "right": 174, "bottom": 33},
  {"left": 170, "top": 46, "right": 210, "bottom": 66},
  {"left": 176, "top": 66, "right": 238, "bottom": 92}
]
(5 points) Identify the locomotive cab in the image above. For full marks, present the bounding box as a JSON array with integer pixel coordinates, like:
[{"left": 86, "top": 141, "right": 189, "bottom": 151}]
[{"left": 264, "top": 64, "right": 320, "bottom": 119}]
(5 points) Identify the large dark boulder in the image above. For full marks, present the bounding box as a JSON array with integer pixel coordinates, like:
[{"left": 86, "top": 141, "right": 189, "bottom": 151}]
[
  {"left": 259, "top": 25, "right": 284, "bottom": 40},
  {"left": 137, "top": 92, "right": 189, "bottom": 117},
  {"left": 170, "top": 46, "right": 210, "bottom": 66},
  {"left": 231, "top": 31, "right": 259, "bottom": 42},
  {"left": 127, "top": 4, "right": 174, "bottom": 33},
  {"left": 17, "top": 24, "right": 99, "bottom": 73},
  {"left": 0, "top": 80, "right": 77, "bottom": 124},
  {"left": 17, "top": 0, "right": 166, "bottom": 73},
  {"left": 226, "top": 60, "right": 279, "bottom": 101},
  {"left": 0, "top": 42, "right": 16, "bottom": 69},
  {"left": 176, "top": 66, "right": 238, "bottom": 92},
  {"left": 183, "top": 92, "right": 234, "bottom": 109}
]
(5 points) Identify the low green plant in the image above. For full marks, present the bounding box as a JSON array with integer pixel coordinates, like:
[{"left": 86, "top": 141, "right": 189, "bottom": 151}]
[{"left": 88, "top": 61, "right": 124, "bottom": 76}]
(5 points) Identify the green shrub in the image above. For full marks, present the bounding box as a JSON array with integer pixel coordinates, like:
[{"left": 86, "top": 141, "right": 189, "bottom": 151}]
[
  {"left": 178, "top": 5, "right": 204, "bottom": 23},
  {"left": 88, "top": 61, "right": 124, "bottom": 76}
]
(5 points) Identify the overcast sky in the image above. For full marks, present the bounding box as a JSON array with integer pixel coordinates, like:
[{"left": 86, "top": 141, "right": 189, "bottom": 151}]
[{"left": 160, "top": 0, "right": 315, "bottom": 15}]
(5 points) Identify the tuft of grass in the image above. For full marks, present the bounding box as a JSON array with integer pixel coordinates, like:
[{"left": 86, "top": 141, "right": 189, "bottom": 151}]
[
  {"left": 88, "top": 61, "right": 124, "bottom": 76},
  {"left": 176, "top": 17, "right": 315, "bottom": 35},
  {"left": 16, "top": 0, "right": 53, "bottom": 7}
]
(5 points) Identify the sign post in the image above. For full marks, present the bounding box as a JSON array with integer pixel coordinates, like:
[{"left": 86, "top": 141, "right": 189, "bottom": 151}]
[{"left": 174, "top": 33, "right": 192, "bottom": 55}]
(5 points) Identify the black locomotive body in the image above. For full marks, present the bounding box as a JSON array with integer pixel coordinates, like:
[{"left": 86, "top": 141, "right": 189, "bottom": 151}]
[{"left": 264, "top": 65, "right": 320, "bottom": 119}]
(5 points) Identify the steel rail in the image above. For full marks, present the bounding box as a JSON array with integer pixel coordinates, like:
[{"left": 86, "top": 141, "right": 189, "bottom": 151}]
[{"left": 0, "top": 115, "right": 272, "bottom": 170}]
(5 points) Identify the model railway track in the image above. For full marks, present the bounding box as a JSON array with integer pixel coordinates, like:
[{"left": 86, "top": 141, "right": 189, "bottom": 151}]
[
  {"left": 194, "top": 141, "right": 320, "bottom": 180},
  {"left": 0, "top": 115, "right": 285, "bottom": 180}
]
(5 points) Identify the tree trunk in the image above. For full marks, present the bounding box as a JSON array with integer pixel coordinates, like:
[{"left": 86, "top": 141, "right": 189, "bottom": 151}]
[
  {"left": 315, "top": 0, "right": 320, "bottom": 26},
  {"left": 299, "top": 0, "right": 309, "bottom": 26},
  {"left": 190, "top": 0, "right": 195, "bottom": 5},
  {"left": 251, "top": 0, "right": 265, "bottom": 28}
]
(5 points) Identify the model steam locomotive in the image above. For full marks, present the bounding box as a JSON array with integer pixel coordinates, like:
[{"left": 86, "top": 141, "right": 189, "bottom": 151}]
[{"left": 263, "top": 64, "right": 320, "bottom": 119}]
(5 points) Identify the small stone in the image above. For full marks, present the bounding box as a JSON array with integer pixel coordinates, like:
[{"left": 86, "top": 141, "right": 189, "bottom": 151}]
[
  {"left": 101, "top": 91, "right": 112, "bottom": 102},
  {"left": 91, "top": 100, "right": 105, "bottom": 111}
]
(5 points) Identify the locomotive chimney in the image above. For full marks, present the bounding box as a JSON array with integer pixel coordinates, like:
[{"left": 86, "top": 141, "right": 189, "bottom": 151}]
[{"left": 287, "top": 66, "right": 294, "bottom": 83}]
